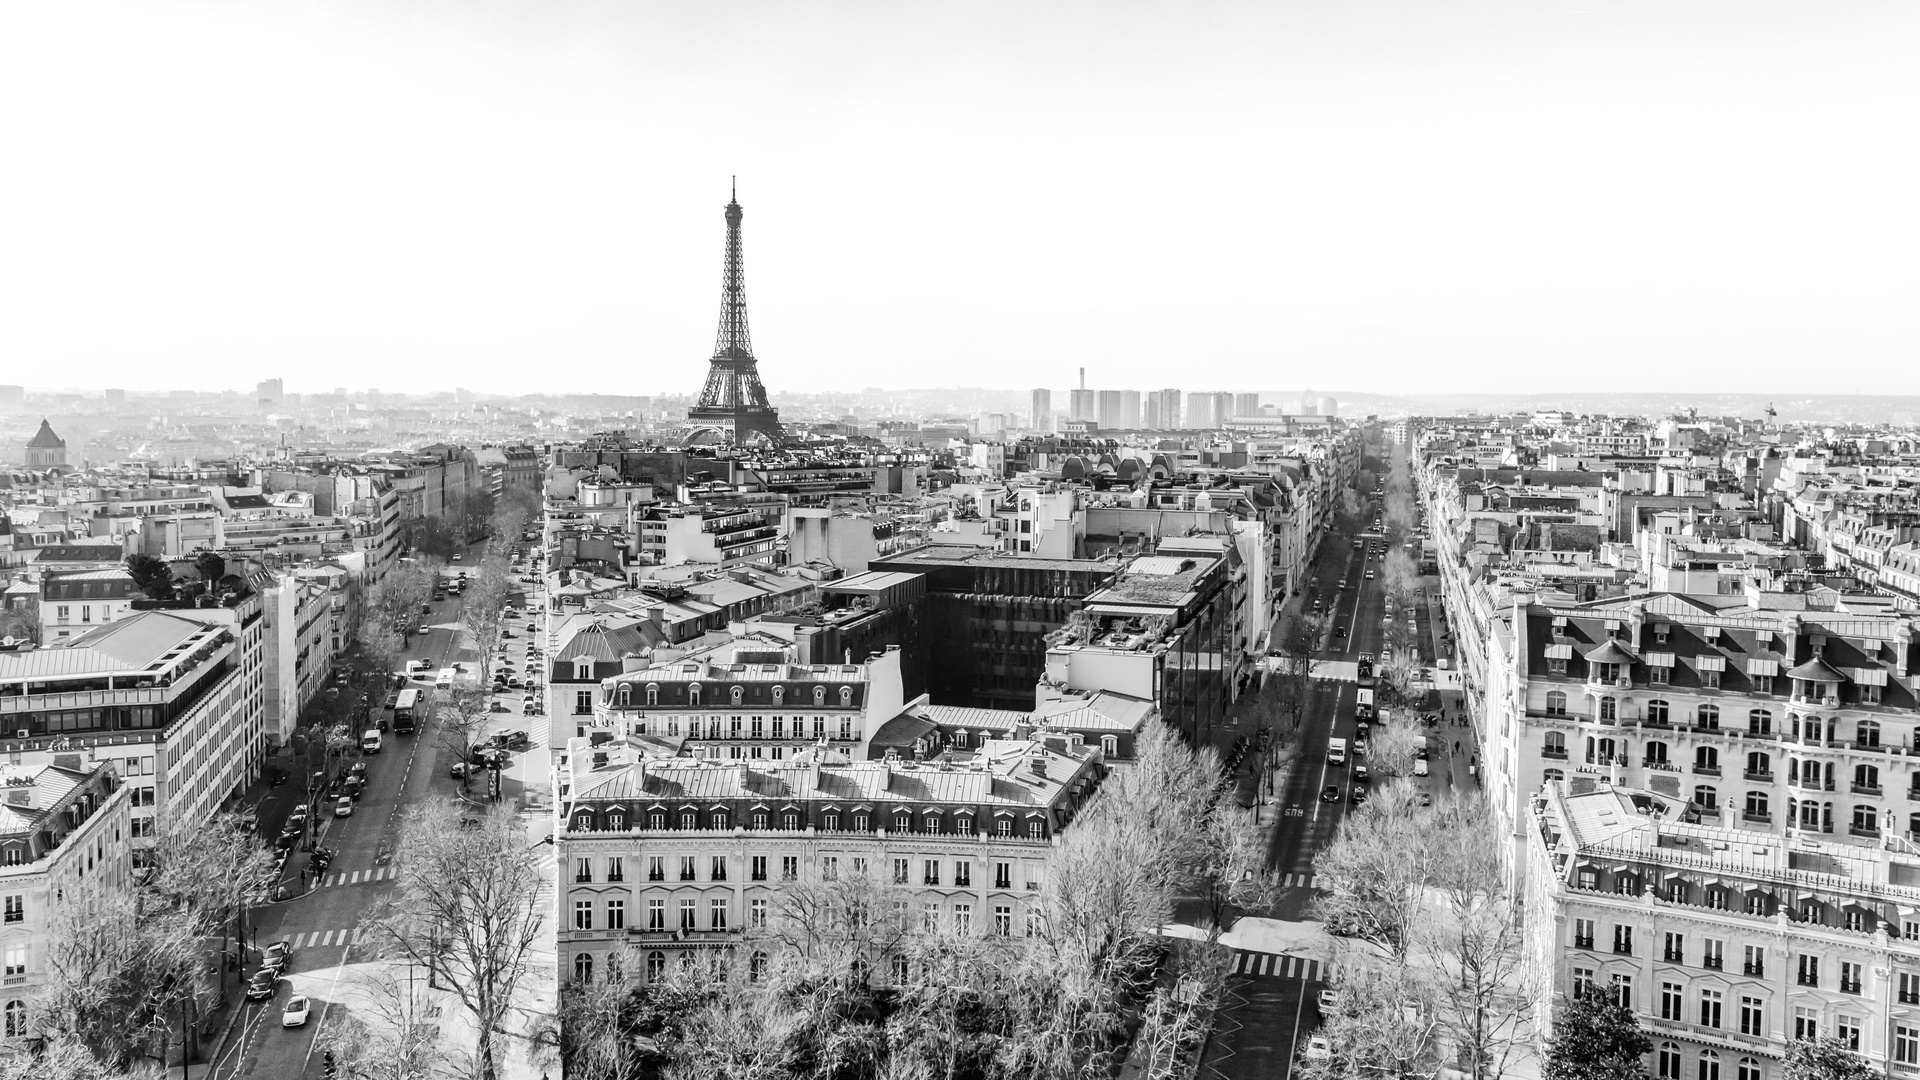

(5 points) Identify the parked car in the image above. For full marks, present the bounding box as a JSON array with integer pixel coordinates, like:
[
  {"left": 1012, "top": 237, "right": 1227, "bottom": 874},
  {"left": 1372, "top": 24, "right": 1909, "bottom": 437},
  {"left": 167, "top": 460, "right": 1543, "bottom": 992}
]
[
  {"left": 1304, "top": 1035, "right": 1332, "bottom": 1061},
  {"left": 245, "top": 971, "right": 279, "bottom": 1001},
  {"left": 334, "top": 796, "right": 354, "bottom": 817},
  {"left": 449, "top": 762, "right": 474, "bottom": 780},
  {"left": 282, "top": 996, "right": 311, "bottom": 1028},
  {"left": 261, "top": 949, "right": 289, "bottom": 978}
]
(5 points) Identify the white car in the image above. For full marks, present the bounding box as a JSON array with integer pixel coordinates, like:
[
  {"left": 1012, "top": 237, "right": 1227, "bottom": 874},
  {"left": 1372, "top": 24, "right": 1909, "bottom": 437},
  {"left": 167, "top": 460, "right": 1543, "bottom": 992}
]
[
  {"left": 282, "top": 996, "right": 311, "bottom": 1028},
  {"left": 1304, "top": 1035, "right": 1332, "bottom": 1061}
]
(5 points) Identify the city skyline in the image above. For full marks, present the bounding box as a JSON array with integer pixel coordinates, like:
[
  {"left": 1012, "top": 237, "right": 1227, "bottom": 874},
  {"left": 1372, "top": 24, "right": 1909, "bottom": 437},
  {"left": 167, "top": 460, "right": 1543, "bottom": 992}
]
[{"left": 4, "top": 2, "right": 1917, "bottom": 396}]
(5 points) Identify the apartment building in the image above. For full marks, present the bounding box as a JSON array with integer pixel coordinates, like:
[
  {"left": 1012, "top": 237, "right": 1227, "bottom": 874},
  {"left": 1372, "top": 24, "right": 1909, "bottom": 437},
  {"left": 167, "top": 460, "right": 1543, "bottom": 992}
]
[
  {"left": 0, "top": 760, "right": 131, "bottom": 1034},
  {"left": 38, "top": 570, "right": 138, "bottom": 642},
  {"left": 555, "top": 734, "right": 1104, "bottom": 982},
  {"left": 1528, "top": 778, "right": 1920, "bottom": 1080},
  {"left": 591, "top": 646, "right": 907, "bottom": 764},
  {"left": 0, "top": 604, "right": 263, "bottom": 856}
]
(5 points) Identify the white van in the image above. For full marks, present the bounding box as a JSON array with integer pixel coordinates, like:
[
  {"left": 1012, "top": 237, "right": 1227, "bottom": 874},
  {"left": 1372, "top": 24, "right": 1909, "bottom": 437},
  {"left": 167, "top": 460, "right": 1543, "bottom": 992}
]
[
  {"left": 1327, "top": 738, "right": 1348, "bottom": 766},
  {"left": 361, "top": 729, "right": 383, "bottom": 754},
  {"left": 436, "top": 668, "right": 456, "bottom": 689},
  {"left": 1413, "top": 757, "right": 1429, "bottom": 777}
]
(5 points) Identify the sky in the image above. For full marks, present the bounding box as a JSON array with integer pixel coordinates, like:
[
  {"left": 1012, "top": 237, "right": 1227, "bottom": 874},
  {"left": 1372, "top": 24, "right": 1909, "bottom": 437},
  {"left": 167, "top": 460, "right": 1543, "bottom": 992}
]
[{"left": 3, "top": 1, "right": 1917, "bottom": 398}]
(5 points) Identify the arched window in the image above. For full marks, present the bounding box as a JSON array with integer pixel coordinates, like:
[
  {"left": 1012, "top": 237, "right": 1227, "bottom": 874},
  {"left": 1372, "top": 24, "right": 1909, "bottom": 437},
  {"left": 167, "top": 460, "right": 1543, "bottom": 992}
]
[
  {"left": 606, "top": 950, "right": 625, "bottom": 981},
  {"left": 1658, "top": 1044, "right": 1683, "bottom": 1080},
  {"left": 813, "top": 686, "right": 827, "bottom": 705},
  {"left": 1737, "top": 1058, "right": 1761, "bottom": 1080},
  {"left": 750, "top": 951, "right": 768, "bottom": 983},
  {"left": 1695, "top": 746, "right": 1719, "bottom": 772},
  {"left": 574, "top": 952, "right": 594, "bottom": 984},
  {"left": 1744, "top": 792, "right": 1768, "bottom": 819},
  {"left": 2, "top": 1000, "right": 24, "bottom": 1039},
  {"left": 1101, "top": 735, "right": 1118, "bottom": 757},
  {"left": 1646, "top": 700, "right": 1670, "bottom": 724},
  {"left": 1694, "top": 785, "right": 1718, "bottom": 810},
  {"left": 1543, "top": 769, "right": 1565, "bottom": 783},
  {"left": 646, "top": 951, "right": 666, "bottom": 982},
  {"left": 1599, "top": 696, "right": 1617, "bottom": 721},
  {"left": 839, "top": 686, "right": 853, "bottom": 706},
  {"left": 1645, "top": 741, "right": 1669, "bottom": 766},
  {"left": 1748, "top": 709, "right": 1772, "bottom": 735},
  {"left": 772, "top": 686, "right": 784, "bottom": 704},
  {"left": 1746, "top": 751, "right": 1770, "bottom": 777},
  {"left": 1543, "top": 732, "right": 1567, "bottom": 757},
  {"left": 688, "top": 684, "right": 701, "bottom": 705},
  {"left": 1698, "top": 703, "right": 1720, "bottom": 729},
  {"left": 731, "top": 686, "right": 744, "bottom": 705},
  {"left": 1855, "top": 764, "right": 1880, "bottom": 791},
  {"left": 1852, "top": 805, "right": 1879, "bottom": 833},
  {"left": 1700, "top": 1049, "right": 1721, "bottom": 1080},
  {"left": 646, "top": 683, "right": 659, "bottom": 706},
  {"left": 1545, "top": 690, "right": 1568, "bottom": 716},
  {"left": 1858, "top": 719, "right": 1882, "bottom": 748},
  {"left": 618, "top": 685, "right": 631, "bottom": 707}
]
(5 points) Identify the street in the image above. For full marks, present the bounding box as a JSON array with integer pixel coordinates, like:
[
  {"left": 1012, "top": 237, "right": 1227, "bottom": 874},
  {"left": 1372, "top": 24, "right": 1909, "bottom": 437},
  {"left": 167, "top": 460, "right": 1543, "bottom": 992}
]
[
  {"left": 1201, "top": 437, "right": 1477, "bottom": 1080},
  {"left": 210, "top": 542, "right": 554, "bottom": 1080}
]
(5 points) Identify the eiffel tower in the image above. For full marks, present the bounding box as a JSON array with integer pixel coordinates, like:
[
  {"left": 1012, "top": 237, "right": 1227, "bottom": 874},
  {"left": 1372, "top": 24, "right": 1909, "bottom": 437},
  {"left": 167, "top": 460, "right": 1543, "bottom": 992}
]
[{"left": 688, "top": 181, "right": 784, "bottom": 445}]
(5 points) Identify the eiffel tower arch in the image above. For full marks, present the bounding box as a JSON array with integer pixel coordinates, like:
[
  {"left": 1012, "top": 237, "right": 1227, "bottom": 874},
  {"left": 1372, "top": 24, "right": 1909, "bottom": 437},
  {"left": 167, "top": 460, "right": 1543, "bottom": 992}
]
[{"left": 687, "top": 183, "right": 785, "bottom": 445}]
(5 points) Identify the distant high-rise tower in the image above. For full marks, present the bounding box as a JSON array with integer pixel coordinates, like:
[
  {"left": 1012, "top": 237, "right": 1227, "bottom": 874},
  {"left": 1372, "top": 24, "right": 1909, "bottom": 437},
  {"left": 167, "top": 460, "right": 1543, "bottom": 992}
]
[
  {"left": 1233, "top": 393, "right": 1261, "bottom": 420},
  {"left": 256, "top": 378, "right": 283, "bottom": 411},
  {"left": 688, "top": 182, "right": 783, "bottom": 445},
  {"left": 1146, "top": 389, "right": 1181, "bottom": 430},
  {"left": 1030, "top": 389, "right": 1052, "bottom": 432},
  {"left": 25, "top": 419, "right": 67, "bottom": 470}
]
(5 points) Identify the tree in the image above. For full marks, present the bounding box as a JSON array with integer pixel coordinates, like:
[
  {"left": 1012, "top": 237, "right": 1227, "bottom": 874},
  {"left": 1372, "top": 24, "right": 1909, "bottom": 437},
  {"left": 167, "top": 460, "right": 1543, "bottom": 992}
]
[
  {"left": 148, "top": 810, "right": 278, "bottom": 1000},
  {"left": 0, "top": 597, "right": 38, "bottom": 645},
  {"left": 1544, "top": 994, "right": 1653, "bottom": 1080},
  {"left": 40, "top": 871, "right": 206, "bottom": 1070},
  {"left": 1782, "top": 1036, "right": 1880, "bottom": 1080},
  {"left": 1365, "top": 720, "right": 1424, "bottom": 781},
  {"left": 0, "top": 1037, "right": 120, "bottom": 1080},
  {"left": 411, "top": 516, "right": 464, "bottom": 561},
  {"left": 124, "top": 553, "right": 174, "bottom": 599},
  {"left": 366, "top": 802, "right": 547, "bottom": 1080},
  {"left": 1300, "top": 955, "right": 1441, "bottom": 1080},
  {"left": 1268, "top": 613, "right": 1324, "bottom": 736},
  {"left": 1310, "top": 779, "right": 1432, "bottom": 956},
  {"left": 318, "top": 964, "right": 443, "bottom": 1080},
  {"left": 460, "top": 555, "right": 513, "bottom": 678},
  {"left": 193, "top": 550, "right": 226, "bottom": 587},
  {"left": 437, "top": 685, "right": 493, "bottom": 792},
  {"left": 1194, "top": 799, "right": 1279, "bottom": 938}
]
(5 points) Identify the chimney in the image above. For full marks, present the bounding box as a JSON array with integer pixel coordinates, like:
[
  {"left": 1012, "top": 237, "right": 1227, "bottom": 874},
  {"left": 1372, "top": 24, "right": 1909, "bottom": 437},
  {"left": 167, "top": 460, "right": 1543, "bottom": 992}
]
[{"left": 1029, "top": 755, "right": 1048, "bottom": 779}]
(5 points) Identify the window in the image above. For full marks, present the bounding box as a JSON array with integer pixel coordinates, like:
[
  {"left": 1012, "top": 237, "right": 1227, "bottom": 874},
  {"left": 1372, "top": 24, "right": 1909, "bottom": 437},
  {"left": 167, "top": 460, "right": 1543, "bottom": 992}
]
[
  {"left": 1028, "top": 820, "right": 1044, "bottom": 839},
  {"left": 679, "top": 899, "right": 696, "bottom": 930},
  {"left": 1599, "top": 696, "right": 1617, "bottom": 721},
  {"left": 1840, "top": 961, "right": 1863, "bottom": 994},
  {"left": 575, "top": 690, "right": 594, "bottom": 714},
  {"left": 1658, "top": 1044, "right": 1683, "bottom": 1080},
  {"left": 994, "top": 906, "right": 1012, "bottom": 936},
  {"left": 1739, "top": 996, "right": 1763, "bottom": 1037},
  {"left": 751, "top": 717, "right": 763, "bottom": 738},
  {"left": 1744, "top": 944, "right": 1765, "bottom": 977},
  {"left": 647, "top": 899, "right": 665, "bottom": 931},
  {"left": 1745, "top": 792, "right": 1769, "bottom": 819},
  {"left": 1572, "top": 966, "right": 1595, "bottom": 999},
  {"left": 1612, "top": 973, "right": 1633, "bottom": 1009},
  {"left": 955, "top": 861, "right": 971, "bottom": 887},
  {"left": 574, "top": 901, "right": 593, "bottom": 931},
  {"left": 1837, "top": 1015, "right": 1862, "bottom": 1051},
  {"left": 1027, "top": 909, "right": 1043, "bottom": 938},
  {"left": 1545, "top": 690, "right": 1568, "bottom": 716},
  {"left": 1797, "top": 954, "right": 1819, "bottom": 987},
  {"left": 1549, "top": 656, "right": 1568, "bottom": 676},
  {"left": 679, "top": 856, "right": 696, "bottom": 881},
  {"left": 1613, "top": 924, "right": 1633, "bottom": 955},
  {"left": 1702, "top": 938, "right": 1723, "bottom": 969},
  {"left": 1903, "top": 972, "right": 1920, "bottom": 1005},
  {"left": 1737, "top": 1061, "right": 1759, "bottom": 1080},
  {"left": 781, "top": 856, "right": 798, "bottom": 881},
  {"left": 751, "top": 855, "right": 767, "bottom": 881},
  {"left": 994, "top": 861, "right": 1013, "bottom": 889},
  {"left": 892, "top": 858, "right": 910, "bottom": 885},
  {"left": 1661, "top": 982, "right": 1684, "bottom": 1021},
  {"left": 650, "top": 812, "right": 666, "bottom": 830},
  {"left": 575, "top": 857, "right": 593, "bottom": 883},
  {"left": 1751, "top": 674, "right": 1772, "bottom": 695},
  {"left": 606, "top": 900, "right": 625, "bottom": 931},
  {"left": 607, "top": 857, "right": 624, "bottom": 882},
  {"left": 1101, "top": 735, "right": 1118, "bottom": 756},
  {"left": 1664, "top": 932, "right": 1684, "bottom": 962},
  {"left": 1898, "top": 1027, "right": 1920, "bottom": 1067},
  {"left": 710, "top": 812, "right": 727, "bottom": 830},
  {"left": 1794, "top": 1007, "right": 1818, "bottom": 1041},
  {"left": 1647, "top": 699, "right": 1670, "bottom": 724},
  {"left": 924, "top": 859, "right": 941, "bottom": 886},
  {"left": 646, "top": 951, "right": 666, "bottom": 982},
  {"left": 710, "top": 855, "right": 727, "bottom": 881},
  {"left": 710, "top": 899, "right": 728, "bottom": 931},
  {"left": 648, "top": 856, "right": 665, "bottom": 881},
  {"left": 1694, "top": 785, "right": 1718, "bottom": 811},
  {"left": 821, "top": 857, "right": 837, "bottom": 881},
  {"left": 1700, "top": 1050, "right": 1720, "bottom": 1080},
  {"left": 953, "top": 904, "right": 972, "bottom": 935},
  {"left": 679, "top": 811, "right": 696, "bottom": 830},
  {"left": 1699, "top": 989, "right": 1722, "bottom": 1029},
  {"left": 1749, "top": 709, "right": 1772, "bottom": 735},
  {"left": 1701, "top": 668, "right": 1721, "bottom": 690},
  {"left": 823, "top": 813, "right": 840, "bottom": 832},
  {"left": 573, "top": 953, "right": 593, "bottom": 983},
  {"left": 1860, "top": 684, "right": 1882, "bottom": 706},
  {"left": 1, "top": 896, "right": 20, "bottom": 924},
  {"left": 750, "top": 898, "right": 768, "bottom": 929},
  {"left": 1544, "top": 731, "right": 1567, "bottom": 757},
  {"left": 0, "top": 1000, "right": 22, "bottom": 1039},
  {"left": 750, "top": 951, "right": 769, "bottom": 983},
  {"left": 783, "top": 812, "right": 800, "bottom": 830}
]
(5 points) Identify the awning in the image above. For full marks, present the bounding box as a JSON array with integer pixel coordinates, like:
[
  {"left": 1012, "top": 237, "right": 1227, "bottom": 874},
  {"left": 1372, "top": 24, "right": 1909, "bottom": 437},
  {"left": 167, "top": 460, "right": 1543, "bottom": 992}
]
[
  {"left": 1643, "top": 651, "right": 1675, "bottom": 667},
  {"left": 1585, "top": 640, "right": 1638, "bottom": 665},
  {"left": 1850, "top": 667, "right": 1889, "bottom": 687},
  {"left": 1546, "top": 644, "right": 1573, "bottom": 660},
  {"left": 1695, "top": 655, "right": 1727, "bottom": 673},
  {"left": 1785, "top": 657, "right": 1847, "bottom": 682},
  {"left": 1746, "top": 658, "right": 1778, "bottom": 676}
]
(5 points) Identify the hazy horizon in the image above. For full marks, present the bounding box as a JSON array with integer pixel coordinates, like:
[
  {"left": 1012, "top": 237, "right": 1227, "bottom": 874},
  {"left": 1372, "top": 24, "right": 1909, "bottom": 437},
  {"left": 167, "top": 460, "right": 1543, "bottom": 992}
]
[{"left": 5, "top": 2, "right": 1916, "bottom": 396}]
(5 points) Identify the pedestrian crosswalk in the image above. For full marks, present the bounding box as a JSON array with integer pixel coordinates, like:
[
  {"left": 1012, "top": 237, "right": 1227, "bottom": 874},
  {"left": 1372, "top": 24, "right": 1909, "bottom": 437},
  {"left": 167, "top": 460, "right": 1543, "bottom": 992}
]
[
  {"left": 1231, "top": 951, "right": 1323, "bottom": 982},
  {"left": 1278, "top": 872, "right": 1317, "bottom": 889},
  {"left": 320, "top": 867, "right": 400, "bottom": 888},
  {"left": 287, "top": 927, "right": 373, "bottom": 949}
]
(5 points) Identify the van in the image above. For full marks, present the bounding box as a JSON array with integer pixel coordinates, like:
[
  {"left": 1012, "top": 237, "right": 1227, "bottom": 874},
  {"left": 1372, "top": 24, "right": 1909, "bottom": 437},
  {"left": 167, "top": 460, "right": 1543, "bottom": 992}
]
[
  {"left": 361, "top": 729, "right": 382, "bottom": 754},
  {"left": 1327, "top": 738, "right": 1348, "bottom": 766},
  {"left": 1413, "top": 757, "right": 1429, "bottom": 777},
  {"left": 436, "top": 668, "right": 456, "bottom": 689}
]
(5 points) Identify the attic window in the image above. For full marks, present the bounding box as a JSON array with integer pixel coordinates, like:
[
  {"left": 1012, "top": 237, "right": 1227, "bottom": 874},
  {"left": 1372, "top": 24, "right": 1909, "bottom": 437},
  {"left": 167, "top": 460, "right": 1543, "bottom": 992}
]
[{"left": 1703, "top": 626, "right": 1721, "bottom": 640}]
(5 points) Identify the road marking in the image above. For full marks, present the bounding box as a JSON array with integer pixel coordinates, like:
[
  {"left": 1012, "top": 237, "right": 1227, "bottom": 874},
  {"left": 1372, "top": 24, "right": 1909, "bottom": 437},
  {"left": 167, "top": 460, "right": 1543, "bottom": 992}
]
[
  {"left": 1280, "top": 873, "right": 1316, "bottom": 889},
  {"left": 1232, "top": 950, "right": 1322, "bottom": 982}
]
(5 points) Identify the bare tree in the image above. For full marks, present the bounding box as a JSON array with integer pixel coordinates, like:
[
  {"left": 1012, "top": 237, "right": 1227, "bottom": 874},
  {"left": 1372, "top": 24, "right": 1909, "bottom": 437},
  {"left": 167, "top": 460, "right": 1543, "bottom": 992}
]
[
  {"left": 1268, "top": 613, "right": 1324, "bottom": 736},
  {"left": 1194, "top": 800, "right": 1279, "bottom": 938},
  {"left": 318, "top": 963, "right": 444, "bottom": 1080},
  {"left": 1365, "top": 720, "right": 1424, "bottom": 781},
  {"left": 460, "top": 555, "right": 513, "bottom": 679},
  {"left": 437, "top": 685, "right": 493, "bottom": 792},
  {"left": 39, "top": 871, "right": 206, "bottom": 1070},
  {"left": 1310, "top": 778, "right": 1432, "bottom": 957},
  {"left": 1301, "top": 950, "right": 1442, "bottom": 1080},
  {"left": 0, "top": 597, "right": 39, "bottom": 645},
  {"left": 149, "top": 810, "right": 278, "bottom": 998},
  {"left": 1134, "top": 940, "right": 1234, "bottom": 1080},
  {"left": 0, "top": 1037, "right": 120, "bottom": 1080},
  {"left": 365, "top": 801, "right": 547, "bottom": 1080}
]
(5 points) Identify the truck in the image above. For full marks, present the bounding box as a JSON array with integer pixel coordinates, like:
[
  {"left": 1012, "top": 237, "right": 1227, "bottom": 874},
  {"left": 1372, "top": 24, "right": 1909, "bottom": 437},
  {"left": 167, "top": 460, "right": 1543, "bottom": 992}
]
[
  {"left": 1356, "top": 687, "right": 1374, "bottom": 721},
  {"left": 1327, "top": 738, "right": 1348, "bottom": 766}
]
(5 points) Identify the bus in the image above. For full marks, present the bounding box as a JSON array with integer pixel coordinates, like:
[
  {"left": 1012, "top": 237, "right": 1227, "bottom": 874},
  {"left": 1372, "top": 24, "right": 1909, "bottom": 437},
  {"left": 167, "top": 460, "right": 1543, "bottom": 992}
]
[{"left": 393, "top": 688, "right": 421, "bottom": 734}]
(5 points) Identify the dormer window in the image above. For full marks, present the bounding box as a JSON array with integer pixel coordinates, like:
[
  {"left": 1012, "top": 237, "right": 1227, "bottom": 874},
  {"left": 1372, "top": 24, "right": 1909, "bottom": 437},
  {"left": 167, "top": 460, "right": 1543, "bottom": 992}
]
[
  {"left": 574, "top": 659, "right": 592, "bottom": 681},
  {"left": 731, "top": 686, "right": 744, "bottom": 705},
  {"left": 618, "top": 685, "right": 631, "bottom": 707},
  {"left": 689, "top": 685, "right": 701, "bottom": 705},
  {"left": 772, "top": 686, "right": 784, "bottom": 704},
  {"left": 646, "top": 683, "right": 659, "bottom": 706},
  {"left": 813, "top": 686, "right": 827, "bottom": 706},
  {"left": 839, "top": 686, "right": 853, "bottom": 706}
]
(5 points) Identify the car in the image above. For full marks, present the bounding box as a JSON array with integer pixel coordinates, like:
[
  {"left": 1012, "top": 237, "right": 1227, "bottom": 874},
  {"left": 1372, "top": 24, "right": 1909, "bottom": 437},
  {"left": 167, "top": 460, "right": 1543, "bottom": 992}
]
[
  {"left": 501, "top": 630, "right": 514, "bottom": 639},
  {"left": 1321, "top": 784, "right": 1341, "bottom": 803},
  {"left": 1333, "top": 626, "right": 1347, "bottom": 638},
  {"left": 449, "top": 762, "right": 474, "bottom": 780},
  {"left": 421, "top": 603, "right": 433, "bottom": 615},
  {"left": 1353, "top": 763, "right": 1369, "bottom": 781},
  {"left": 1364, "top": 570, "right": 1376, "bottom": 580},
  {"left": 487, "top": 700, "right": 508, "bottom": 712},
  {"left": 282, "top": 996, "right": 311, "bottom": 1028},
  {"left": 334, "top": 796, "right": 354, "bottom": 817},
  {"left": 261, "top": 949, "right": 289, "bottom": 977},
  {"left": 1350, "top": 786, "right": 1369, "bottom": 805},
  {"left": 245, "top": 971, "right": 279, "bottom": 1001},
  {"left": 1337, "top": 580, "right": 1349, "bottom": 590},
  {"left": 342, "top": 775, "right": 365, "bottom": 798},
  {"left": 1418, "top": 792, "right": 1433, "bottom": 807},
  {"left": 1353, "top": 737, "right": 1368, "bottom": 755},
  {"left": 348, "top": 761, "right": 368, "bottom": 780},
  {"left": 452, "top": 553, "right": 463, "bottom": 561},
  {"left": 263, "top": 939, "right": 293, "bottom": 964},
  {"left": 1304, "top": 1035, "right": 1332, "bottom": 1062}
]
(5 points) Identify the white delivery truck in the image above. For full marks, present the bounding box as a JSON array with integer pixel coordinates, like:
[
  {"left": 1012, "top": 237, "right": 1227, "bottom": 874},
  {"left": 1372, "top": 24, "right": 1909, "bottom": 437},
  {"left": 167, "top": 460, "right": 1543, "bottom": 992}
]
[
  {"left": 1356, "top": 688, "right": 1374, "bottom": 720},
  {"left": 1328, "top": 738, "right": 1348, "bottom": 766}
]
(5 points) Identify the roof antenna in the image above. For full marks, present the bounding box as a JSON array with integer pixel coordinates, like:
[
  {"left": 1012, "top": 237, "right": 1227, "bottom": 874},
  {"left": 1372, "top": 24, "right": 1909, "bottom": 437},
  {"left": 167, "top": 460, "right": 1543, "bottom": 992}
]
[{"left": 732, "top": 175, "right": 737, "bottom": 201}]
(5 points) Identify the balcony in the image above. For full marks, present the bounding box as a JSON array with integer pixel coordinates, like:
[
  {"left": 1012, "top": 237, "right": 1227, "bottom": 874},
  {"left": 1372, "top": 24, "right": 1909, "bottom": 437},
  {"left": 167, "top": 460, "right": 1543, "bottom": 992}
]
[
  {"left": 1744, "top": 963, "right": 1765, "bottom": 977},
  {"left": 1851, "top": 826, "right": 1882, "bottom": 838},
  {"left": 1542, "top": 748, "right": 1568, "bottom": 760},
  {"left": 1702, "top": 956, "right": 1723, "bottom": 971},
  {"left": 1694, "top": 765, "right": 1722, "bottom": 777},
  {"left": 1743, "top": 812, "right": 1772, "bottom": 824},
  {"left": 1793, "top": 692, "right": 1841, "bottom": 709},
  {"left": 1574, "top": 936, "right": 1595, "bottom": 950},
  {"left": 1744, "top": 770, "right": 1774, "bottom": 782},
  {"left": 1644, "top": 760, "right": 1680, "bottom": 772},
  {"left": 1853, "top": 784, "right": 1883, "bottom": 797}
]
